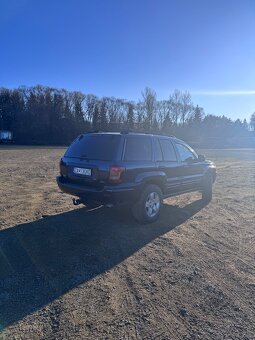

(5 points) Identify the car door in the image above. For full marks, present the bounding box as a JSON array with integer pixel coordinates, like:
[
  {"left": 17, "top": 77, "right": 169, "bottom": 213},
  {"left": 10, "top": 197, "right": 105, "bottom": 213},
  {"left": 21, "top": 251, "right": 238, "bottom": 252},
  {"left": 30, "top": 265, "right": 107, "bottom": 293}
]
[
  {"left": 154, "top": 137, "right": 182, "bottom": 195},
  {"left": 174, "top": 142, "right": 204, "bottom": 192},
  {"left": 122, "top": 135, "right": 156, "bottom": 184}
]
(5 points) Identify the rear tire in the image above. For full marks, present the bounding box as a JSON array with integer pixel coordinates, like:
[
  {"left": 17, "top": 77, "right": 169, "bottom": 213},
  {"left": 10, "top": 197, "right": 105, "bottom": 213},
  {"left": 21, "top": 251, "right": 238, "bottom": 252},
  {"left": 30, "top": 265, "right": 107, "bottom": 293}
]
[
  {"left": 132, "top": 184, "right": 162, "bottom": 224},
  {"left": 202, "top": 174, "right": 213, "bottom": 202}
]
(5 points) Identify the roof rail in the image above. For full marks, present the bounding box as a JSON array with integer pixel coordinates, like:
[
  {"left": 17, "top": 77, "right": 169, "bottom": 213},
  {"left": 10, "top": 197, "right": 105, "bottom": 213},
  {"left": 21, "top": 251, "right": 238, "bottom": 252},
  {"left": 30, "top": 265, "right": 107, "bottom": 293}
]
[
  {"left": 84, "top": 130, "right": 177, "bottom": 138},
  {"left": 119, "top": 130, "right": 177, "bottom": 137}
]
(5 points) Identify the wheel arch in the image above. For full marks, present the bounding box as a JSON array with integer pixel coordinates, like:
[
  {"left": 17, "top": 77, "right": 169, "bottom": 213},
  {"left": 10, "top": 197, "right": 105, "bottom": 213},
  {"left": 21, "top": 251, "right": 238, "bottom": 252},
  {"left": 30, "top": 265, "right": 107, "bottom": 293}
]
[
  {"left": 203, "top": 167, "right": 216, "bottom": 183},
  {"left": 141, "top": 176, "right": 166, "bottom": 194}
]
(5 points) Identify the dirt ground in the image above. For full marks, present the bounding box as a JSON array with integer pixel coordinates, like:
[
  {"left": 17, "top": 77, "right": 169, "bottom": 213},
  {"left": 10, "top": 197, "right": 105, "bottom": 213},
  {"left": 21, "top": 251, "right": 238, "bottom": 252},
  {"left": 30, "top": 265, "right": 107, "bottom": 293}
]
[{"left": 0, "top": 146, "right": 254, "bottom": 340}]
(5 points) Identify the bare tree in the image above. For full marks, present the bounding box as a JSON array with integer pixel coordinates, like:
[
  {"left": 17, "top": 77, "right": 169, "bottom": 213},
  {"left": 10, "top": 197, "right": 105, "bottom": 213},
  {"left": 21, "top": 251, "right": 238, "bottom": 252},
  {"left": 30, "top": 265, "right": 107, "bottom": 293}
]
[
  {"left": 180, "top": 91, "right": 193, "bottom": 125},
  {"left": 169, "top": 89, "right": 182, "bottom": 125},
  {"left": 141, "top": 87, "right": 157, "bottom": 130},
  {"left": 84, "top": 94, "right": 97, "bottom": 123},
  {"left": 135, "top": 101, "right": 145, "bottom": 130},
  {"left": 157, "top": 100, "right": 171, "bottom": 130}
]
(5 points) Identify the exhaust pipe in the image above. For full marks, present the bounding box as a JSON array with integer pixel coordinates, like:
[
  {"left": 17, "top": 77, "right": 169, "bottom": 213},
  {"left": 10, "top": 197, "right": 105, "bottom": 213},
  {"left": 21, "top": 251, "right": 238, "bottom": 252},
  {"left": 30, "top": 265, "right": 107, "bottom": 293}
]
[{"left": 73, "top": 198, "right": 81, "bottom": 206}]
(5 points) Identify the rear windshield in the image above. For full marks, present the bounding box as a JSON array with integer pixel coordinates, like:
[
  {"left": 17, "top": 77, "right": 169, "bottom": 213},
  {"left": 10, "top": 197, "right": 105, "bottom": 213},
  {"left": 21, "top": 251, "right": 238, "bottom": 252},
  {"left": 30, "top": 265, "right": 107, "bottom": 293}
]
[{"left": 65, "top": 134, "right": 120, "bottom": 161}]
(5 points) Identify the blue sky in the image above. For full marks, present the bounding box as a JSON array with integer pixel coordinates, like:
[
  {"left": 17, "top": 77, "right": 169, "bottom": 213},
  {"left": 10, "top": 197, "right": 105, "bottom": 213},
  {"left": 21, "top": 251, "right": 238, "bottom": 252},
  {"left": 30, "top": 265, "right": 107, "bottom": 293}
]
[{"left": 0, "top": 0, "right": 254, "bottom": 120}]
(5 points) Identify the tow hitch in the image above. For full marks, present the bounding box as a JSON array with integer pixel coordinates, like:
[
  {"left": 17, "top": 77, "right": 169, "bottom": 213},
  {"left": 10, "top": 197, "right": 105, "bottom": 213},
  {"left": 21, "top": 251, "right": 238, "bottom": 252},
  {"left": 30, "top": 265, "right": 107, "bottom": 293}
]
[{"left": 73, "top": 198, "right": 81, "bottom": 206}]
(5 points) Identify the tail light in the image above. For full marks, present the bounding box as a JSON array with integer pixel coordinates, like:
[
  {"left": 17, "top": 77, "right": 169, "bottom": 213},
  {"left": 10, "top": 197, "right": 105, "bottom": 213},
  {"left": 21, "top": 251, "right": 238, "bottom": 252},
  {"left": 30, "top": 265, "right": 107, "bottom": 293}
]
[
  {"left": 60, "top": 158, "right": 67, "bottom": 177},
  {"left": 109, "top": 166, "right": 125, "bottom": 183}
]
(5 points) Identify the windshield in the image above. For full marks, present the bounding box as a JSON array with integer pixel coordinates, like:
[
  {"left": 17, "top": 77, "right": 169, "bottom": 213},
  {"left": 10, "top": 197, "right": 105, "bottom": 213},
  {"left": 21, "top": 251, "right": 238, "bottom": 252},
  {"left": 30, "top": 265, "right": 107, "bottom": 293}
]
[{"left": 65, "top": 134, "right": 120, "bottom": 161}]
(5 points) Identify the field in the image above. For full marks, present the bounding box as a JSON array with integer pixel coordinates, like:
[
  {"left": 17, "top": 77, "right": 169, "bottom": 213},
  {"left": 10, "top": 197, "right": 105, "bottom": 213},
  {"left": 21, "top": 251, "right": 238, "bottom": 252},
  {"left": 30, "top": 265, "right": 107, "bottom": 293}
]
[{"left": 0, "top": 146, "right": 254, "bottom": 340}]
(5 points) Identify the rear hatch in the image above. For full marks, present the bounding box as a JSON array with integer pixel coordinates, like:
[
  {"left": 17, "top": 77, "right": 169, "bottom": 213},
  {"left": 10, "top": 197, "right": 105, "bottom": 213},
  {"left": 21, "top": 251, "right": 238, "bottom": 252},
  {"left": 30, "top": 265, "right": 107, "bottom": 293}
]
[{"left": 61, "top": 133, "right": 121, "bottom": 189}]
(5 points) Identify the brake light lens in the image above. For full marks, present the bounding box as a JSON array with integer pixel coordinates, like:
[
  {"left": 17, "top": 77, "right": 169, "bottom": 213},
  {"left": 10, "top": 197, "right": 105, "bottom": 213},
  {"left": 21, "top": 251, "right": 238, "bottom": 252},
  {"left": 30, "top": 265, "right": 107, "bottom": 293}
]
[
  {"left": 60, "top": 158, "right": 67, "bottom": 177},
  {"left": 109, "top": 166, "right": 125, "bottom": 183}
]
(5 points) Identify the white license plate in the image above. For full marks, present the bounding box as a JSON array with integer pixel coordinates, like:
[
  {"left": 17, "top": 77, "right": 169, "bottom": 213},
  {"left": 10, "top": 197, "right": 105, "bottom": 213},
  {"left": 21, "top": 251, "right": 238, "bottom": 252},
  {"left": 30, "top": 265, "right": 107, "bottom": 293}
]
[{"left": 73, "top": 167, "right": 92, "bottom": 176}]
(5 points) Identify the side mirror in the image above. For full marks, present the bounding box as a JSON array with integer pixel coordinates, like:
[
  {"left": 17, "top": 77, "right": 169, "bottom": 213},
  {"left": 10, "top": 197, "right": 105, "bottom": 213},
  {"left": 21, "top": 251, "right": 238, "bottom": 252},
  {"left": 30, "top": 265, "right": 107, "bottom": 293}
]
[{"left": 197, "top": 154, "right": 205, "bottom": 161}]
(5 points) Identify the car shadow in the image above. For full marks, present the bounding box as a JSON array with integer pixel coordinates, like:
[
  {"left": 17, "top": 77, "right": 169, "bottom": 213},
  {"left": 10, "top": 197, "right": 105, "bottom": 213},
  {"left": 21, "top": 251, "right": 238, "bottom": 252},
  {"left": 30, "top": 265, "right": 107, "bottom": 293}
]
[{"left": 0, "top": 198, "right": 206, "bottom": 330}]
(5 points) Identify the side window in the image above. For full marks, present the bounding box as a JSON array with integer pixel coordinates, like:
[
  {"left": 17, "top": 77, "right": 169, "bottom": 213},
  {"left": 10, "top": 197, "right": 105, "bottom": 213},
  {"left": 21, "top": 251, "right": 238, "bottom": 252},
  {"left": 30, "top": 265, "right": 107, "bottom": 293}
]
[
  {"left": 124, "top": 136, "right": 152, "bottom": 161},
  {"left": 175, "top": 143, "right": 196, "bottom": 162},
  {"left": 159, "top": 139, "right": 177, "bottom": 162},
  {"left": 154, "top": 138, "right": 163, "bottom": 161}
]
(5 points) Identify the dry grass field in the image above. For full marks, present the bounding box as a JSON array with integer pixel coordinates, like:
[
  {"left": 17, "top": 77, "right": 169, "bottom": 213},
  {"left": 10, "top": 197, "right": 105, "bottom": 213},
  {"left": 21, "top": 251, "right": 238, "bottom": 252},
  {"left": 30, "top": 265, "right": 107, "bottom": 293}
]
[{"left": 0, "top": 146, "right": 254, "bottom": 339}]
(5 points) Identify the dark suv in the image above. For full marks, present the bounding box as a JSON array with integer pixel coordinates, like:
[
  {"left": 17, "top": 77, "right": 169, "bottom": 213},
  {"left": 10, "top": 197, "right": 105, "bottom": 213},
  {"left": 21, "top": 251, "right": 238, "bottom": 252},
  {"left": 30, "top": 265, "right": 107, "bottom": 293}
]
[{"left": 57, "top": 132, "right": 216, "bottom": 223}]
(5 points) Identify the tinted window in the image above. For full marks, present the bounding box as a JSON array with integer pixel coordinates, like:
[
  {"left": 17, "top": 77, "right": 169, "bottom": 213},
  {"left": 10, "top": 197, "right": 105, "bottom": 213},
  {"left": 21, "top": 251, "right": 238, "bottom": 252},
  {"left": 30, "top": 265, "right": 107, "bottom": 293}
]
[
  {"left": 155, "top": 138, "right": 163, "bottom": 161},
  {"left": 124, "top": 136, "right": 152, "bottom": 161},
  {"left": 65, "top": 134, "right": 120, "bottom": 160},
  {"left": 159, "top": 139, "right": 177, "bottom": 161},
  {"left": 175, "top": 143, "right": 197, "bottom": 162}
]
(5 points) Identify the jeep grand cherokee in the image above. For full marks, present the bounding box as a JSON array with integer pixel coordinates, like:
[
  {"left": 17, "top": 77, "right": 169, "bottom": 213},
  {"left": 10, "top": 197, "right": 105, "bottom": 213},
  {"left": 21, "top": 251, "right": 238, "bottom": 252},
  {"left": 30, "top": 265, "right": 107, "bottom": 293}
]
[{"left": 56, "top": 132, "right": 216, "bottom": 223}]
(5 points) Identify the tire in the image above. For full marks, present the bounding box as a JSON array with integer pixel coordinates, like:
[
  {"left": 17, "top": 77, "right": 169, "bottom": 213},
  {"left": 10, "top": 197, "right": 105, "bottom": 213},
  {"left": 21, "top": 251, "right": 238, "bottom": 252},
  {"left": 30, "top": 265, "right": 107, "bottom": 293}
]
[
  {"left": 132, "top": 184, "right": 163, "bottom": 224},
  {"left": 202, "top": 174, "right": 213, "bottom": 202}
]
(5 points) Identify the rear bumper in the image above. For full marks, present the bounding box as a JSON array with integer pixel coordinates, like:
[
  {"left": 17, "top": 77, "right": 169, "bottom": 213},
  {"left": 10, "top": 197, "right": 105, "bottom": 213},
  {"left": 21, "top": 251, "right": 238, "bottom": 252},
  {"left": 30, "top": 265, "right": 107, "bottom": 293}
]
[{"left": 56, "top": 176, "right": 140, "bottom": 205}]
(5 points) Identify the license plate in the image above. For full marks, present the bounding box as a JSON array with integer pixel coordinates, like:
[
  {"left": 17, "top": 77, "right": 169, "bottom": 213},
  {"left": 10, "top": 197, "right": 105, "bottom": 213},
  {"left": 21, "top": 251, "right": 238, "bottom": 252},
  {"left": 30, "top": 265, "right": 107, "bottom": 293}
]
[{"left": 73, "top": 167, "right": 92, "bottom": 176}]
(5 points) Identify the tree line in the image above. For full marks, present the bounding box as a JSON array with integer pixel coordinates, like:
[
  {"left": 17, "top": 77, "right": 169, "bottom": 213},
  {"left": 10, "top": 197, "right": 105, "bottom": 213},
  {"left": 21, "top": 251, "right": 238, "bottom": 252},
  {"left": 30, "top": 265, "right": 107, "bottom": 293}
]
[{"left": 0, "top": 85, "right": 254, "bottom": 147}]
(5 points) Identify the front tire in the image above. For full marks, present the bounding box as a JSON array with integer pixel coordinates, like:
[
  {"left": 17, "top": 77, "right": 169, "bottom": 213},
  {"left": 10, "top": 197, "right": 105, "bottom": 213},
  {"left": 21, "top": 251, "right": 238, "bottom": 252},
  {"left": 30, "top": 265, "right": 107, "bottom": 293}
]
[{"left": 132, "top": 184, "right": 162, "bottom": 224}]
